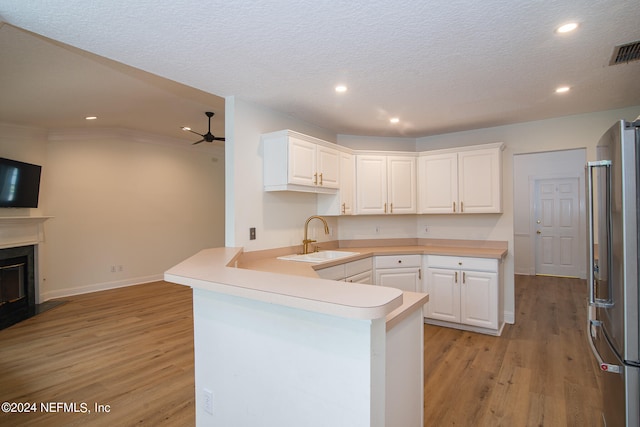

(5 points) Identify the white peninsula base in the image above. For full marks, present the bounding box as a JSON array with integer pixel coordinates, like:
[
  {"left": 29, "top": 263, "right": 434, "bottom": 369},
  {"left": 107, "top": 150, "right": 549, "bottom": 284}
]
[{"left": 165, "top": 247, "right": 427, "bottom": 427}]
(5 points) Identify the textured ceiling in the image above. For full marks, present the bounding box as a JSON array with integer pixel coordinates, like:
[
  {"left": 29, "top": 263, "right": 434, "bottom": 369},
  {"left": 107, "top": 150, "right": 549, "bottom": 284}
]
[{"left": 0, "top": 0, "right": 639, "bottom": 140}]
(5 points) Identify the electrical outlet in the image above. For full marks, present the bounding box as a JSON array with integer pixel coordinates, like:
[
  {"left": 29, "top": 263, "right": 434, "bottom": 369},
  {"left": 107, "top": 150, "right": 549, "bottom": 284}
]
[
  {"left": 203, "top": 388, "right": 214, "bottom": 414},
  {"left": 250, "top": 227, "right": 256, "bottom": 240}
]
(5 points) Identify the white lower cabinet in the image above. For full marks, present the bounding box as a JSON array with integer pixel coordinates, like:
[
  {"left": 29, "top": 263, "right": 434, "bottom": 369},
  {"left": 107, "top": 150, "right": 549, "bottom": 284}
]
[
  {"left": 374, "top": 255, "right": 422, "bottom": 292},
  {"left": 316, "top": 257, "right": 373, "bottom": 285},
  {"left": 346, "top": 270, "right": 373, "bottom": 284},
  {"left": 424, "top": 255, "right": 503, "bottom": 335}
]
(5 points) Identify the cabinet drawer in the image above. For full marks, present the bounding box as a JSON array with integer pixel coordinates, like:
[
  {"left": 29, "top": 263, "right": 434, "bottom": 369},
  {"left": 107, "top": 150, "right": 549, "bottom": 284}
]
[
  {"left": 345, "top": 257, "right": 373, "bottom": 277},
  {"left": 426, "top": 255, "right": 497, "bottom": 272},
  {"left": 375, "top": 254, "right": 422, "bottom": 269}
]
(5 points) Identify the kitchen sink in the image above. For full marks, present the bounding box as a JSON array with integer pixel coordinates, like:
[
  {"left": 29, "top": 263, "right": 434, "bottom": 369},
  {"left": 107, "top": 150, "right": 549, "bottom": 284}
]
[{"left": 277, "top": 250, "right": 360, "bottom": 263}]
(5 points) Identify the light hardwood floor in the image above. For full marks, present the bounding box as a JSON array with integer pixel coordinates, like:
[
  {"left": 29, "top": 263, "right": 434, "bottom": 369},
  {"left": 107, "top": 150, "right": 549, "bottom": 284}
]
[
  {"left": 424, "top": 275, "right": 603, "bottom": 426},
  {"left": 0, "top": 276, "right": 602, "bottom": 426},
  {"left": 0, "top": 282, "right": 195, "bottom": 427}
]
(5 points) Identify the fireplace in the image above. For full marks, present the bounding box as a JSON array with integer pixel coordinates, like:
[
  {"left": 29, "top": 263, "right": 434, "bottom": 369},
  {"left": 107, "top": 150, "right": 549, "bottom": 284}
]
[{"left": 0, "top": 245, "right": 36, "bottom": 329}]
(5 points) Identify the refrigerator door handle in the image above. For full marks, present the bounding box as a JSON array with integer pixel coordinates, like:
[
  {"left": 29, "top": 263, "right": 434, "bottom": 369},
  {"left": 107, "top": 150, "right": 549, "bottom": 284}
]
[
  {"left": 588, "top": 318, "right": 622, "bottom": 373},
  {"left": 587, "top": 160, "right": 614, "bottom": 308}
]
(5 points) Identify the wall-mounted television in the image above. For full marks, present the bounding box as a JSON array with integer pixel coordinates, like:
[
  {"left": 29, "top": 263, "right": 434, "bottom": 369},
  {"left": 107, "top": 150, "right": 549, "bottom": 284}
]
[{"left": 0, "top": 158, "right": 42, "bottom": 208}]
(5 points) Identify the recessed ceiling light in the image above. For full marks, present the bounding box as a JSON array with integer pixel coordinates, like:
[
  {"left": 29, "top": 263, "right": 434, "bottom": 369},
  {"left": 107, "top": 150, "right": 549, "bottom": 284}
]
[
  {"left": 389, "top": 117, "right": 400, "bottom": 124},
  {"left": 557, "top": 22, "right": 578, "bottom": 33},
  {"left": 182, "top": 126, "right": 191, "bottom": 131},
  {"left": 555, "top": 86, "right": 571, "bottom": 93},
  {"left": 335, "top": 85, "right": 347, "bottom": 93},
  {"left": 85, "top": 116, "right": 97, "bottom": 120}
]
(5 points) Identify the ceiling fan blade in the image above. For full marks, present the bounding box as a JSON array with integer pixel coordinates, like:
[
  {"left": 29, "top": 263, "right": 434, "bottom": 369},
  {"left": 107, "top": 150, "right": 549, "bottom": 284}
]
[
  {"left": 213, "top": 137, "right": 226, "bottom": 141},
  {"left": 183, "top": 128, "right": 204, "bottom": 137},
  {"left": 192, "top": 139, "right": 205, "bottom": 145}
]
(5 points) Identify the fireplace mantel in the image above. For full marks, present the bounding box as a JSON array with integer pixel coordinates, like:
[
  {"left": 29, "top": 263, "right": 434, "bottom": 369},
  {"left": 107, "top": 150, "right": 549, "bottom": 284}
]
[{"left": 0, "top": 216, "right": 52, "bottom": 249}]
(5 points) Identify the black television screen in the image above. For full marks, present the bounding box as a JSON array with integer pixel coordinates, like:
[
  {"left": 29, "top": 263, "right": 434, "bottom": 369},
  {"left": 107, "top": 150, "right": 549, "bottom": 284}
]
[{"left": 0, "top": 157, "right": 42, "bottom": 208}]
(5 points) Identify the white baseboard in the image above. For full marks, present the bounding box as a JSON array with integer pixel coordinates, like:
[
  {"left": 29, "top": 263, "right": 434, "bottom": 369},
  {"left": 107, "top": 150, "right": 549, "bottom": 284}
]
[
  {"left": 504, "top": 310, "right": 515, "bottom": 324},
  {"left": 40, "top": 274, "right": 164, "bottom": 301}
]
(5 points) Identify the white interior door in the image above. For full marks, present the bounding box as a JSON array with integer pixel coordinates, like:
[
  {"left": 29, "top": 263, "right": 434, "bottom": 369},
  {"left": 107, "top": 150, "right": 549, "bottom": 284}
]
[{"left": 534, "top": 178, "right": 580, "bottom": 277}]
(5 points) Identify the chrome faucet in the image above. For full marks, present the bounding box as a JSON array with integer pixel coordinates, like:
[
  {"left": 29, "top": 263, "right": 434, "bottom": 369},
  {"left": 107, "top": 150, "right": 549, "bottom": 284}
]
[{"left": 302, "top": 215, "right": 329, "bottom": 254}]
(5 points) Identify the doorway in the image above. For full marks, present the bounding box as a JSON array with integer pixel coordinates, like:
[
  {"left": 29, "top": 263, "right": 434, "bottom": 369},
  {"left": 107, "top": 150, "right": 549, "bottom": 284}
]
[{"left": 513, "top": 148, "right": 586, "bottom": 279}]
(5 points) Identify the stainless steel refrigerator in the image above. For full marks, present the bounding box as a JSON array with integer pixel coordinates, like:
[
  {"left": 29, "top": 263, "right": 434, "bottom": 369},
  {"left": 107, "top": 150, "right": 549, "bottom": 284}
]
[{"left": 587, "top": 119, "right": 640, "bottom": 426}]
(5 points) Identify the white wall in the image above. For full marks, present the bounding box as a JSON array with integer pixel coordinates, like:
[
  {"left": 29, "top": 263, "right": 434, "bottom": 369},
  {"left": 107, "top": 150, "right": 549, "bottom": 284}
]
[
  {"left": 338, "top": 134, "right": 417, "bottom": 152},
  {"left": 1, "top": 123, "right": 225, "bottom": 300},
  {"left": 225, "top": 97, "right": 340, "bottom": 251}
]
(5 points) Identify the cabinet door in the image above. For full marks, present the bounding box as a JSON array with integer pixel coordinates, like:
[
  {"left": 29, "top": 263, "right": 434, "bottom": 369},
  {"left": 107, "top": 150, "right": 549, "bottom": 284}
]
[
  {"left": 288, "top": 137, "right": 316, "bottom": 187},
  {"left": 460, "top": 270, "right": 498, "bottom": 329},
  {"left": 458, "top": 148, "right": 501, "bottom": 213},
  {"left": 425, "top": 267, "right": 460, "bottom": 323},
  {"left": 387, "top": 156, "right": 417, "bottom": 214},
  {"left": 376, "top": 268, "right": 420, "bottom": 292},
  {"left": 346, "top": 270, "right": 373, "bottom": 285},
  {"left": 418, "top": 153, "right": 458, "bottom": 213},
  {"left": 356, "top": 155, "right": 387, "bottom": 214},
  {"left": 317, "top": 145, "right": 340, "bottom": 189},
  {"left": 339, "top": 152, "right": 354, "bottom": 214}
]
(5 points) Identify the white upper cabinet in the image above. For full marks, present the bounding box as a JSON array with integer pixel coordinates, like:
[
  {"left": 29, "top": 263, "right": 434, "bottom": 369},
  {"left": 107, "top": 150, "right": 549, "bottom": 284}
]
[
  {"left": 263, "top": 130, "right": 340, "bottom": 194},
  {"left": 317, "top": 151, "right": 355, "bottom": 216},
  {"left": 418, "top": 143, "right": 503, "bottom": 214},
  {"left": 339, "top": 152, "right": 355, "bottom": 215},
  {"left": 356, "top": 155, "right": 387, "bottom": 214},
  {"left": 263, "top": 131, "right": 503, "bottom": 217},
  {"left": 387, "top": 156, "right": 417, "bottom": 214},
  {"left": 355, "top": 154, "right": 416, "bottom": 215},
  {"left": 288, "top": 137, "right": 317, "bottom": 187},
  {"left": 417, "top": 152, "right": 458, "bottom": 214},
  {"left": 316, "top": 144, "right": 340, "bottom": 189},
  {"left": 457, "top": 147, "right": 501, "bottom": 213}
]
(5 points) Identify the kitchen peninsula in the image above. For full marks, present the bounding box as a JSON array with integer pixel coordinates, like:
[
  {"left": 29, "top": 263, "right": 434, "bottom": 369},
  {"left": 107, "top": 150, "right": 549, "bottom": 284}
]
[{"left": 165, "top": 239, "right": 506, "bottom": 426}]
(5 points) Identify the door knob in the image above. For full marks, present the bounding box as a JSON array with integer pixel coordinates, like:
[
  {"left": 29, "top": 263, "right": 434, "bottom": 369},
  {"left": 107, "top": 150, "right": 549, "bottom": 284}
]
[{"left": 536, "top": 230, "right": 541, "bottom": 234}]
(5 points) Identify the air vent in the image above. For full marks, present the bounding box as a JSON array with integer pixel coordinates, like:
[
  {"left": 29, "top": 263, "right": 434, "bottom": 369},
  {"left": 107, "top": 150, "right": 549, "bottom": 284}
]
[{"left": 610, "top": 40, "right": 640, "bottom": 65}]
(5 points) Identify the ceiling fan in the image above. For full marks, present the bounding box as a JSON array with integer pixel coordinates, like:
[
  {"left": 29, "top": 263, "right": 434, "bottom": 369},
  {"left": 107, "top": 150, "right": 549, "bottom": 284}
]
[{"left": 182, "top": 111, "right": 225, "bottom": 144}]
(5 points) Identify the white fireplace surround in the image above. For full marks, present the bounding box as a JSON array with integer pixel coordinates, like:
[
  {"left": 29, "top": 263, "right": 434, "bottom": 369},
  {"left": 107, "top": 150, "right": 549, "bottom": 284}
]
[{"left": 0, "top": 216, "right": 51, "bottom": 303}]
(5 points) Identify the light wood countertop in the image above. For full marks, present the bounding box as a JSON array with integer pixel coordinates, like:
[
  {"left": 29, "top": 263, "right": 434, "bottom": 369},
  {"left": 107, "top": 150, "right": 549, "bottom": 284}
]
[
  {"left": 240, "top": 242, "right": 507, "bottom": 275},
  {"left": 237, "top": 240, "right": 506, "bottom": 329},
  {"left": 165, "top": 240, "right": 505, "bottom": 328}
]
